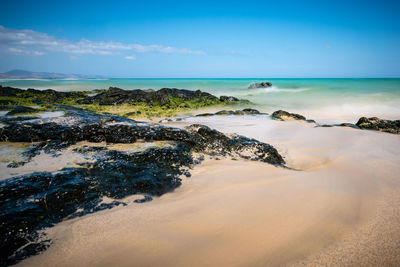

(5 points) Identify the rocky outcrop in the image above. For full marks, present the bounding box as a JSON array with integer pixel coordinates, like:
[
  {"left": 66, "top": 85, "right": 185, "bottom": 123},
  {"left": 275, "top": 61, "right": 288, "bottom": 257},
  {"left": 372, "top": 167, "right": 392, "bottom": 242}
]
[
  {"left": 0, "top": 85, "right": 87, "bottom": 102},
  {"left": 248, "top": 82, "right": 272, "bottom": 89},
  {"left": 356, "top": 117, "right": 400, "bottom": 134},
  {"left": 6, "top": 106, "right": 39, "bottom": 116},
  {"left": 195, "top": 108, "right": 263, "bottom": 117},
  {"left": 219, "top": 95, "right": 239, "bottom": 102},
  {"left": 318, "top": 123, "right": 360, "bottom": 129},
  {"left": 271, "top": 110, "right": 307, "bottom": 121},
  {"left": 317, "top": 117, "right": 400, "bottom": 134},
  {"left": 77, "top": 87, "right": 240, "bottom": 106},
  {"left": 0, "top": 86, "right": 243, "bottom": 107},
  {"left": 0, "top": 105, "right": 284, "bottom": 265},
  {"left": 186, "top": 124, "right": 283, "bottom": 164}
]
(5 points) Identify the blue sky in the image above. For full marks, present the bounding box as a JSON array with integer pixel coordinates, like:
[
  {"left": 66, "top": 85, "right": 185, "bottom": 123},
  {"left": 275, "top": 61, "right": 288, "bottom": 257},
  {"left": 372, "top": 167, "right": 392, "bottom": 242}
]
[{"left": 0, "top": 0, "right": 399, "bottom": 77}]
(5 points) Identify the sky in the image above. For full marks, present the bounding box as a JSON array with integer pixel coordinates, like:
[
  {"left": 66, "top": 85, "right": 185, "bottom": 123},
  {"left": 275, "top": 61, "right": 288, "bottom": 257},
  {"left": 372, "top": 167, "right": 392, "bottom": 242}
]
[{"left": 0, "top": 0, "right": 399, "bottom": 78}]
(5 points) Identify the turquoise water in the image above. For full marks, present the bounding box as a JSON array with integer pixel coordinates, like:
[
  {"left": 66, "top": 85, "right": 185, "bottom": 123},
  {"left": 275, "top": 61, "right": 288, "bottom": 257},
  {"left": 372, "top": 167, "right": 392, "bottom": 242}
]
[{"left": 1, "top": 78, "right": 400, "bottom": 122}]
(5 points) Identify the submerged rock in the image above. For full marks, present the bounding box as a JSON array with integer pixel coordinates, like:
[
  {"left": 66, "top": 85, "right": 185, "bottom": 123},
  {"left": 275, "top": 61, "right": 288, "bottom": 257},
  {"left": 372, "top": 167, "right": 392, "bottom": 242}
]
[
  {"left": 271, "top": 110, "right": 307, "bottom": 121},
  {"left": 356, "top": 117, "right": 400, "bottom": 134},
  {"left": 0, "top": 105, "right": 285, "bottom": 265},
  {"left": 248, "top": 82, "right": 272, "bottom": 89},
  {"left": 337, "top": 123, "right": 360, "bottom": 129},
  {"left": 219, "top": 95, "right": 239, "bottom": 102}
]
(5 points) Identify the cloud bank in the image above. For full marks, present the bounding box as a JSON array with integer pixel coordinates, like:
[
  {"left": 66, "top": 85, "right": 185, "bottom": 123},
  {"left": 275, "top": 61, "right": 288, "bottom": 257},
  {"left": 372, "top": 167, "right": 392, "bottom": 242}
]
[{"left": 0, "top": 25, "right": 205, "bottom": 58}]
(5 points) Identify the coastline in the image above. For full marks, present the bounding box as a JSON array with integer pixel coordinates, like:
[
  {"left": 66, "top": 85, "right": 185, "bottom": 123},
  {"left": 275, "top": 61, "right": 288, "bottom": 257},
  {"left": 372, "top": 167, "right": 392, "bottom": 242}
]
[{"left": 0, "top": 85, "right": 399, "bottom": 266}]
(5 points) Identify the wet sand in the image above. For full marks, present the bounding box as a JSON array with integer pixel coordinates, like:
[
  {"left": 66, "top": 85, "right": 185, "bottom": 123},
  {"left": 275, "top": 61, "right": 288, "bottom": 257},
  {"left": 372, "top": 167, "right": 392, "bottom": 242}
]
[{"left": 18, "top": 116, "right": 400, "bottom": 266}]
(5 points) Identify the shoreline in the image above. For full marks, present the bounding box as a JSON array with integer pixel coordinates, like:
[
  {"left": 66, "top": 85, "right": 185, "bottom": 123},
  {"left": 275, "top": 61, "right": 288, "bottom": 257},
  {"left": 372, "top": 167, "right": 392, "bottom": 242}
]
[
  {"left": 16, "top": 116, "right": 400, "bottom": 266},
  {"left": 0, "top": 85, "right": 399, "bottom": 266}
]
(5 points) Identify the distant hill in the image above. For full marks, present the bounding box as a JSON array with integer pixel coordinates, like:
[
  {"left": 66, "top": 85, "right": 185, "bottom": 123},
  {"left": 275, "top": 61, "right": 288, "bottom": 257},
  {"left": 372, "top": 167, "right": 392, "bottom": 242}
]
[{"left": 0, "top": 70, "right": 106, "bottom": 79}]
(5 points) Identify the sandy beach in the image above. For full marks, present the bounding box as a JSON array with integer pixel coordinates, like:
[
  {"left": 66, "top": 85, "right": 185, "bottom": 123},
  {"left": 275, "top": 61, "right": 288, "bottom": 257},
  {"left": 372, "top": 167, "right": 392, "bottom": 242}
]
[{"left": 16, "top": 115, "right": 400, "bottom": 266}]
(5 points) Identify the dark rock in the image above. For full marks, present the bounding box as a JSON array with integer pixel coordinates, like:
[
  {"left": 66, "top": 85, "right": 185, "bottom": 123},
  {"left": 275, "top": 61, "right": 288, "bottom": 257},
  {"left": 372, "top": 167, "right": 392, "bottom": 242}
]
[
  {"left": 0, "top": 116, "right": 39, "bottom": 122},
  {"left": 0, "top": 85, "right": 86, "bottom": 102},
  {"left": 0, "top": 99, "right": 16, "bottom": 105},
  {"left": 337, "top": 123, "right": 360, "bottom": 129},
  {"left": 78, "top": 87, "right": 219, "bottom": 106},
  {"left": 356, "top": 117, "right": 400, "bottom": 134},
  {"left": 271, "top": 110, "right": 306, "bottom": 121},
  {"left": 195, "top": 108, "right": 262, "bottom": 117},
  {"left": 0, "top": 85, "right": 24, "bottom": 96},
  {"left": 233, "top": 110, "right": 245, "bottom": 115},
  {"left": 215, "top": 110, "right": 235, "bottom": 115},
  {"left": 0, "top": 105, "right": 13, "bottom": 111},
  {"left": 248, "top": 82, "right": 272, "bottom": 89},
  {"left": 134, "top": 195, "right": 153, "bottom": 203},
  {"left": 242, "top": 108, "right": 261, "bottom": 115},
  {"left": 219, "top": 95, "right": 239, "bottom": 102},
  {"left": 6, "top": 106, "right": 39, "bottom": 116},
  {"left": 195, "top": 113, "right": 215, "bottom": 117},
  {"left": 73, "top": 146, "right": 108, "bottom": 153},
  {"left": 185, "top": 124, "right": 284, "bottom": 165}
]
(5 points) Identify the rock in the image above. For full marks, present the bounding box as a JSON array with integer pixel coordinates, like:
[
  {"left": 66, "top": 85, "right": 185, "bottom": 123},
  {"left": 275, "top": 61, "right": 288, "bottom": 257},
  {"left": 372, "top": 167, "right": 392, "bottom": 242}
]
[
  {"left": 134, "top": 195, "right": 153, "bottom": 203},
  {"left": 271, "top": 110, "right": 306, "bottom": 121},
  {"left": 0, "top": 85, "right": 86, "bottom": 102},
  {"left": 337, "top": 123, "right": 359, "bottom": 129},
  {"left": 0, "top": 85, "right": 23, "bottom": 96},
  {"left": 248, "top": 82, "right": 272, "bottom": 89},
  {"left": 215, "top": 110, "right": 235, "bottom": 115},
  {"left": 0, "top": 99, "right": 16, "bottom": 105},
  {"left": 195, "top": 108, "right": 262, "bottom": 117},
  {"left": 242, "top": 108, "right": 261, "bottom": 115},
  {"left": 78, "top": 87, "right": 219, "bottom": 106},
  {"left": 316, "top": 123, "right": 359, "bottom": 129},
  {"left": 219, "top": 95, "right": 239, "bottom": 102},
  {"left": 233, "top": 110, "right": 245, "bottom": 115},
  {"left": 356, "top": 117, "right": 400, "bottom": 134},
  {"left": 195, "top": 113, "right": 214, "bottom": 117},
  {"left": 185, "top": 124, "right": 284, "bottom": 165},
  {"left": 6, "top": 106, "right": 39, "bottom": 116}
]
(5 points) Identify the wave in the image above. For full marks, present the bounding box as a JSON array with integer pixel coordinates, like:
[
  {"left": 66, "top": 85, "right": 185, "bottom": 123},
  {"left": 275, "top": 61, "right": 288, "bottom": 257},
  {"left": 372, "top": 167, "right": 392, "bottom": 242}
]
[{"left": 259, "top": 86, "right": 310, "bottom": 93}]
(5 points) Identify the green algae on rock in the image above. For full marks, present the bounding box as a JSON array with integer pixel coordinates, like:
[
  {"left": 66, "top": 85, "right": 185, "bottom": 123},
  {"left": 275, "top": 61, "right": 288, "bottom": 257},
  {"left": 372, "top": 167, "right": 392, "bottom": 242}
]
[{"left": 0, "top": 85, "right": 250, "bottom": 119}]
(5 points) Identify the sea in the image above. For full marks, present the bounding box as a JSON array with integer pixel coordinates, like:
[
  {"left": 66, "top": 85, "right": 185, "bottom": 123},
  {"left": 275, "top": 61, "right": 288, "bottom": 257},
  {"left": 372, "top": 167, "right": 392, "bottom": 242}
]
[{"left": 1, "top": 78, "right": 400, "bottom": 123}]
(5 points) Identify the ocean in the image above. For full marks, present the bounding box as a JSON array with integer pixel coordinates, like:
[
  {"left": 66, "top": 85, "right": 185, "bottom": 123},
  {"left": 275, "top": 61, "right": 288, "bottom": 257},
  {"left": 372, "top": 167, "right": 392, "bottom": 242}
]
[{"left": 1, "top": 78, "right": 400, "bottom": 123}]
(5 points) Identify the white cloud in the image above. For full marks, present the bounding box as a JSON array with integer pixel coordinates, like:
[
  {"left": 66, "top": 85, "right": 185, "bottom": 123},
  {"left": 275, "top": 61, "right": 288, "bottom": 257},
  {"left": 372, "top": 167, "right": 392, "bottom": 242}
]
[
  {"left": 7, "top": 47, "right": 45, "bottom": 56},
  {"left": 0, "top": 25, "right": 205, "bottom": 57},
  {"left": 125, "top": 55, "right": 136, "bottom": 60}
]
